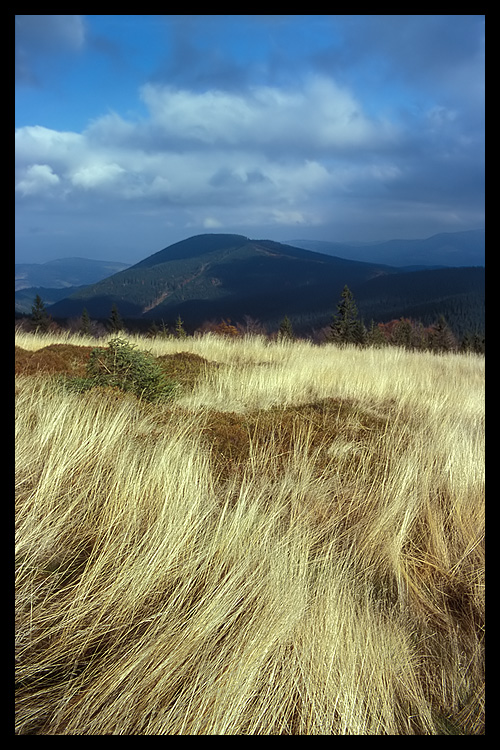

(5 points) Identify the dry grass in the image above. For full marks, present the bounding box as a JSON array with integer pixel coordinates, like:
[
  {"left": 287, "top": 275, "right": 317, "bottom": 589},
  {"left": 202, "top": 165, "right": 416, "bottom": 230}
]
[{"left": 15, "top": 331, "right": 484, "bottom": 734}]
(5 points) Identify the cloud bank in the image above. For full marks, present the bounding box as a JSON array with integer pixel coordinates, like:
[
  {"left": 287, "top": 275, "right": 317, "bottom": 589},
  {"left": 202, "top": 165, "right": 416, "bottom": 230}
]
[{"left": 15, "top": 15, "right": 485, "bottom": 263}]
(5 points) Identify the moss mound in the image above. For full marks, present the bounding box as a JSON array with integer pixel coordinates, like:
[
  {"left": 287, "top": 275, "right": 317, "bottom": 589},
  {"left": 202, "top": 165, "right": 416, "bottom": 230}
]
[
  {"left": 200, "top": 398, "right": 390, "bottom": 480},
  {"left": 157, "top": 351, "right": 217, "bottom": 391},
  {"left": 15, "top": 344, "right": 94, "bottom": 376}
]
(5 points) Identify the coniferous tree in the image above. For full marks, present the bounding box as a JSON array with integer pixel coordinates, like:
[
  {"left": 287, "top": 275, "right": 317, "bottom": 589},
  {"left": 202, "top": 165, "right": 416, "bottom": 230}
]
[
  {"left": 471, "top": 332, "right": 485, "bottom": 355},
  {"left": 352, "top": 318, "right": 367, "bottom": 347},
  {"left": 278, "top": 315, "right": 294, "bottom": 341},
  {"left": 391, "top": 318, "right": 414, "bottom": 350},
  {"left": 330, "top": 285, "right": 364, "bottom": 345},
  {"left": 30, "top": 294, "right": 51, "bottom": 333},
  {"left": 460, "top": 330, "right": 485, "bottom": 355},
  {"left": 159, "top": 320, "right": 171, "bottom": 339},
  {"left": 149, "top": 320, "right": 171, "bottom": 339},
  {"left": 366, "top": 320, "right": 387, "bottom": 348},
  {"left": 428, "top": 315, "right": 456, "bottom": 352},
  {"left": 108, "top": 304, "right": 123, "bottom": 334},
  {"left": 80, "top": 308, "right": 91, "bottom": 336},
  {"left": 175, "top": 315, "right": 187, "bottom": 339}
]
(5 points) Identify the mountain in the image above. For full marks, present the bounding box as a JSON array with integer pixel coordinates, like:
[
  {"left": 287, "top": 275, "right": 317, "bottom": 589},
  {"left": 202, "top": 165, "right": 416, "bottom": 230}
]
[
  {"left": 15, "top": 286, "right": 86, "bottom": 315},
  {"left": 15, "top": 257, "right": 130, "bottom": 292},
  {"left": 47, "top": 234, "right": 398, "bottom": 326},
  {"left": 353, "top": 267, "right": 485, "bottom": 340},
  {"left": 286, "top": 230, "right": 485, "bottom": 268},
  {"left": 46, "top": 234, "right": 484, "bottom": 337}
]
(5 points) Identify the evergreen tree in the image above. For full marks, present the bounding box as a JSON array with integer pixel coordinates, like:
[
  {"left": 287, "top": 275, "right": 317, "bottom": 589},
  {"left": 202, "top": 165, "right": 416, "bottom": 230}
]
[
  {"left": 175, "top": 315, "right": 187, "bottom": 339},
  {"left": 352, "top": 318, "right": 367, "bottom": 347},
  {"left": 460, "top": 330, "right": 485, "bottom": 355},
  {"left": 428, "top": 315, "right": 456, "bottom": 352},
  {"left": 366, "top": 319, "right": 387, "bottom": 348},
  {"left": 108, "top": 304, "right": 123, "bottom": 333},
  {"left": 330, "top": 285, "right": 364, "bottom": 345},
  {"left": 391, "top": 318, "right": 414, "bottom": 350},
  {"left": 148, "top": 320, "right": 171, "bottom": 339},
  {"left": 471, "top": 332, "right": 485, "bottom": 355},
  {"left": 278, "top": 315, "right": 294, "bottom": 341},
  {"left": 80, "top": 308, "right": 91, "bottom": 336},
  {"left": 159, "top": 320, "right": 171, "bottom": 339},
  {"left": 30, "top": 294, "right": 51, "bottom": 333}
]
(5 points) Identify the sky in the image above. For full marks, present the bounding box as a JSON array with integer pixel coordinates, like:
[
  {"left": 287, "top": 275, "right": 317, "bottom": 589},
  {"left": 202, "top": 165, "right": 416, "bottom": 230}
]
[{"left": 15, "top": 15, "right": 485, "bottom": 265}]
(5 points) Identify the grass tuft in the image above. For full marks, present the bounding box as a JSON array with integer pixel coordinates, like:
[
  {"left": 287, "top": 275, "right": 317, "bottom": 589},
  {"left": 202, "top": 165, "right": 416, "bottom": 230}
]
[{"left": 15, "top": 331, "right": 484, "bottom": 734}]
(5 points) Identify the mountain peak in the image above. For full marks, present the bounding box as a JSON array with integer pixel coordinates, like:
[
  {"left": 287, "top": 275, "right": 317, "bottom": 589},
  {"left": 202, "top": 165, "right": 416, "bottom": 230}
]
[
  {"left": 44, "top": 232, "right": 484, "bottom": 339},
  {"left": 132, "top": 233, "right": 250, "bottom": 269}
]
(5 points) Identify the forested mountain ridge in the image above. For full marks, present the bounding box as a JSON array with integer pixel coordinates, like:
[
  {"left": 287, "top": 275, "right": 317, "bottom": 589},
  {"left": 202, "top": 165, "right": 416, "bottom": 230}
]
[
  {"left": 39, "top": 234, "right": 483, "bottom": 338},
  {"left": 353, "top": 266, "right": 485, "bottom": 341},
  {"left": 46, "top": 235, "right": 400, "bottom": 324}
]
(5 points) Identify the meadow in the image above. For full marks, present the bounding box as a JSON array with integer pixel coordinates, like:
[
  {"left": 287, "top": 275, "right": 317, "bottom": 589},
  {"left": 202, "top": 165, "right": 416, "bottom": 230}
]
[{"left": 15, "top": 329, "right": 485, "bottom": 734}]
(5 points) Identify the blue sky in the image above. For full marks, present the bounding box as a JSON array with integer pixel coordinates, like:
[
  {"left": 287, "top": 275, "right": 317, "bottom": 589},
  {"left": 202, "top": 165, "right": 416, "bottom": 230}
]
[{"left": 15, "top": 15, "right": 485, "bottom": 264}]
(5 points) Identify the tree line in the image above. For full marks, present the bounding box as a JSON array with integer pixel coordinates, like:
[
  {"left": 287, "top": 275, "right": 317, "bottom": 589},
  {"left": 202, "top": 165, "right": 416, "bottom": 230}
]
[
  {"left": 18, "top": 289, "right": 485, "bottom": 355},
  {"left": 325, "top": 285, "right": 484, "bottom": 354}
]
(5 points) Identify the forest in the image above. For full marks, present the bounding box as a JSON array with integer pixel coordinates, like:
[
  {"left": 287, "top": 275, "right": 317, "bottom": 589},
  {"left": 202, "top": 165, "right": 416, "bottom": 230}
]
[{"left": 16, "top": 284, "right": 485, "bottom": 355}]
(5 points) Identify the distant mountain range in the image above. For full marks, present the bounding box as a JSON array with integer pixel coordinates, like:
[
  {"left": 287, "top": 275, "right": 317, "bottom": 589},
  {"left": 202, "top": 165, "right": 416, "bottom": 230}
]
[
  {"left": 15, "top": 285, "right": 86, "bottom": 315},
  {"left": 15, "top": 257, "right": 131, "bottom": 291},
  {"left": 41, "top": 233, "right": 484, "bottom": 338},
  {"left": 286, "top": 230, "right": 485, "bottom": 268},
  {"left": 15, "top": 257, "right": 131, "bottom": 315}
]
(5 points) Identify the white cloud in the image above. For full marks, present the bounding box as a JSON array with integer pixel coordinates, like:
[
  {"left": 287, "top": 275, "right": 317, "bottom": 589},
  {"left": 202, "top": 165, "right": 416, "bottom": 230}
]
[
  {"left": 139, "top": 76, "right": 395, "bottom": 152},
  {"left": 16, "top": 164, "right": 60, "bottom": 196},
  {"left": 15, "top": 126, "right": 84, "bottom": 172},
  {"left": 71, "top": 162, "right": 126, "bottom": 189},
  {"left": 14, "top": 74, "right": 435, "bottom": 241}
]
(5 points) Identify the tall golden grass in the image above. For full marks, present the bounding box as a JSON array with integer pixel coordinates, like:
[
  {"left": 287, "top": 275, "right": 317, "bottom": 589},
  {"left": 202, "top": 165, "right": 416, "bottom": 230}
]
[{"left": 15, "top": 331, "right": 484, "bottom": 734}]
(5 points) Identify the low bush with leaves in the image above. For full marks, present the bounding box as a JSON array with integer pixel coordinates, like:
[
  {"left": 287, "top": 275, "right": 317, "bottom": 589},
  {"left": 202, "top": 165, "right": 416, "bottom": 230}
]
[{"left": 63, "top": 337, "right": 178, "bottom": 402}]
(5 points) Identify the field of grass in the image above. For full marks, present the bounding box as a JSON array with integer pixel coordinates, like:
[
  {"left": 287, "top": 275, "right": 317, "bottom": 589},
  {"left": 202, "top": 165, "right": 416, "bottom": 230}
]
[{"left": 15, "top": 330, "right": 485, "bottom": 735}]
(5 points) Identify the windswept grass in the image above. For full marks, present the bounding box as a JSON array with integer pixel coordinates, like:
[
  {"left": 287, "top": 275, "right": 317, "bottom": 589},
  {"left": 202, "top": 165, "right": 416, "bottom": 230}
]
[{"left": 15, "top": 331, "right": 484, "bottom": 734}]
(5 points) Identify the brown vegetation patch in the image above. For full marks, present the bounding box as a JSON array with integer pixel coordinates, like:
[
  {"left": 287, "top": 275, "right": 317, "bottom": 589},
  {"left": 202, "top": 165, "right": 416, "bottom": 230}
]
[
  {"left": 156, "top": 351, "right": 217, "bottom": 391},
  {"left": 200, "top": 397, "right": 390, "bottom": 481},
  {"left": 14, "top": 342, "right": 484, "bottom": 735},
  {"left": 201, "top": 411, "right": 252, "bottom": 478},
  {"left": 15, "top": 344, "right": 94, "bottom": 377}
]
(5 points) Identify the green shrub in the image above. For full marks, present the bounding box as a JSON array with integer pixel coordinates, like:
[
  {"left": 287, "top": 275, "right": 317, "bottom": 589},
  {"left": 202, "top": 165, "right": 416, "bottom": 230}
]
[{"left": 62, "top": 338, "right": 178, "bottom": 403}]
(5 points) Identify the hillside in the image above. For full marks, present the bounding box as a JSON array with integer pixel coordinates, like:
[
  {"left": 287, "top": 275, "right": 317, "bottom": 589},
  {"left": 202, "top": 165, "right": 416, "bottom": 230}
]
[
  {"left": 47, "top": 234, "right": 400, "bottom": 326},
  {"left": 353, "top": 266, "right": 485, "bottom": 340},
  {"left": 15, "top": 286, "right": 86, "bottom": 315},
  {"left": 45, "top": 233, "right": 484, "bottom": 338}
]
